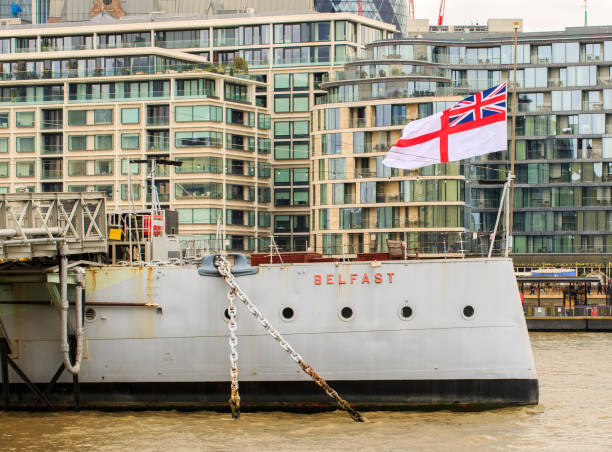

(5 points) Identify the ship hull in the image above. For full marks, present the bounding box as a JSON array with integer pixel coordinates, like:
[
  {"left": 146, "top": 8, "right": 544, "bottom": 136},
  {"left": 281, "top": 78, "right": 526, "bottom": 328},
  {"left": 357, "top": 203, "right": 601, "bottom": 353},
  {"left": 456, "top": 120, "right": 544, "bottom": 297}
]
[
  {"left": 1, "top": 257, "right": 539, "bottom": 409},
  {"left": 6, "top": 379, "right": 538, "bottom": 410}
]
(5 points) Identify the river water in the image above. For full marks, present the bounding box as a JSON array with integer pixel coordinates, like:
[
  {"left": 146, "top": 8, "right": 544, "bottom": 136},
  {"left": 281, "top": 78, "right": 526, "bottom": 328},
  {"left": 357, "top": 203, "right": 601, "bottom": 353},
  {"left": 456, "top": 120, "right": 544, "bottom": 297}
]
[{"left": 1, "top": 333, "right": 611, "bottom": 451}]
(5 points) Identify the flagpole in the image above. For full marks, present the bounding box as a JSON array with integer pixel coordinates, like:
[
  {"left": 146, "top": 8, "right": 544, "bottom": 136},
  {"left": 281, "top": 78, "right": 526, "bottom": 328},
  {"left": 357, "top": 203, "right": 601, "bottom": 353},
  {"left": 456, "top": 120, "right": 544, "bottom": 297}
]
[{"left": 508, "top": 20, "right": 519, "bottom": 254}]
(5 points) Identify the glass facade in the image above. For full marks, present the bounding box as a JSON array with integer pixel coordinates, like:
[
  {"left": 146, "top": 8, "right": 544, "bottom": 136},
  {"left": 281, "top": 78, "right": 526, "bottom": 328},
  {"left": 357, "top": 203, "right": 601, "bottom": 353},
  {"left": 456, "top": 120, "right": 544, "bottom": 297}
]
[
  {"left": 0, "top": 12, "right": 394, "bottom": 254},
  {"left": 314, "top": 0, "right": 407, "bottom": 37},
  {"left": 315, "top": 31, "right": 612, "bottom": 257}
]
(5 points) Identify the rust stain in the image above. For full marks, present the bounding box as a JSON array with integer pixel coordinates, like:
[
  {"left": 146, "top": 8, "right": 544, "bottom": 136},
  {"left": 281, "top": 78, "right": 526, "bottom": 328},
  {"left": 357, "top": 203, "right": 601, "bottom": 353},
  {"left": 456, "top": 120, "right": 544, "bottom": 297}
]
[{"left": 146, "top": 267, "right": 154, "bottom": 304}]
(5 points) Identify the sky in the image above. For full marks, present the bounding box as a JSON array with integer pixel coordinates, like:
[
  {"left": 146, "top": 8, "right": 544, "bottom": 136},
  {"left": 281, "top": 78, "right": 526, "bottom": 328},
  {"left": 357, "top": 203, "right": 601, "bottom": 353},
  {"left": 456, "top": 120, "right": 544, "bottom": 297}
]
[{"left": 415, "top": 0, "right": 612, "bottom": 31}]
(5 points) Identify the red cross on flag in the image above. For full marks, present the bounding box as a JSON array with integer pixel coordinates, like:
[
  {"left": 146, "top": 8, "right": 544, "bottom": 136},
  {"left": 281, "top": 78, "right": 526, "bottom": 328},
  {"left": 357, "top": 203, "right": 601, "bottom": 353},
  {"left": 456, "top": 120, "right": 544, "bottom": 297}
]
[{"left": 383, "top": 83, "right": 508, "bottom": 170}]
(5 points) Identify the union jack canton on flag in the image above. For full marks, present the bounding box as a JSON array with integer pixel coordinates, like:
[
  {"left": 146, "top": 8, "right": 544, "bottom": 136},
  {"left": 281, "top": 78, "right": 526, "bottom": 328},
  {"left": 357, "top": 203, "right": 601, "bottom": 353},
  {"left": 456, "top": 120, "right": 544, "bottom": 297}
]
[{"left": 383, "top": 82, "right": 508, "bottom": 170}]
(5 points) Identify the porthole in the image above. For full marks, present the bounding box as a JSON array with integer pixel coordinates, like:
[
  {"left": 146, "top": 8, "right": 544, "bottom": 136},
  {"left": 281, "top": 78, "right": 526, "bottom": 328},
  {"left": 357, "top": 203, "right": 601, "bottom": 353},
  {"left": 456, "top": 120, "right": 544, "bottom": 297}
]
[
  {"left": 340, "top": 306, "right": 354, "bottom": 320},
  {"left": 399, "top": 305, "right": 414, "bottom": 320},
  {"left": 223, "top": 308, "right": 237, "bottom": 321},
  {"left": 281, "top": 306, "right": 295, "bottom": 321},
  {"left": 462, "top": 305, "right": 475, "bottom": 319},
  {"left": 84, "top": 307, "right": 96, "bottom": 322}
]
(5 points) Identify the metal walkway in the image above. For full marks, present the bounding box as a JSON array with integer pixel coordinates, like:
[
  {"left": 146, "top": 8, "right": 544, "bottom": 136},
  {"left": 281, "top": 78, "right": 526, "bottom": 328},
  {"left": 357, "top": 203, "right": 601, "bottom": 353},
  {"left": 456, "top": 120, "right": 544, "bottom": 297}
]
[{"left": 0, "top": 193, "right": 107, "bottom": 261}]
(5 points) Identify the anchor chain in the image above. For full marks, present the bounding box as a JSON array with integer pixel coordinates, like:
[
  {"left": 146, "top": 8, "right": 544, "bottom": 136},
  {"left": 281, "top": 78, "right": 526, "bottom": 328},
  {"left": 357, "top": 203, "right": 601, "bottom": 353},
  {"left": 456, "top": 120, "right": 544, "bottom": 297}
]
[
  {"left": 226, "top": 286, "right": 240, "bottom": 419},
  {"left": 215, "top": 255, "right": 365, "bottom": 422}
]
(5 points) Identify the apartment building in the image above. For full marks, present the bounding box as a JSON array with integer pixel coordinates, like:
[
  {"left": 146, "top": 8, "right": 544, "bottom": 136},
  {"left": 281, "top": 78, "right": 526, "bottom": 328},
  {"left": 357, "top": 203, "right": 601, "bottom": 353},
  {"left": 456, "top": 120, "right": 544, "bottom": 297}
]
[
  {"left": 0, "top": 12, "right": 396, "bottom": 252},
  {"left": 312, "top": 26, "right": 612, "bottom": 260}
]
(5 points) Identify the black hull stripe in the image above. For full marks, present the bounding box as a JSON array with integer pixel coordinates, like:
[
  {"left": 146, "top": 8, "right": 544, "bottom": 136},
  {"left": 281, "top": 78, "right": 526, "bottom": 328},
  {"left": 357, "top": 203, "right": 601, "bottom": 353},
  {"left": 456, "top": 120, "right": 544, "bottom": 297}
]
[{"left": 5, "top": 379, "right": 539, "bottom": 410}]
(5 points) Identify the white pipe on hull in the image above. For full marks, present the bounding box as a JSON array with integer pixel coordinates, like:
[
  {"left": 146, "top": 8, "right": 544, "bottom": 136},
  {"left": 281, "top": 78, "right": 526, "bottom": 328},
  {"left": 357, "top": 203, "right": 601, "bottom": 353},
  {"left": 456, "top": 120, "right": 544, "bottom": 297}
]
[{"left": 59, "top": 244, "right": 84, "bottom": 375}]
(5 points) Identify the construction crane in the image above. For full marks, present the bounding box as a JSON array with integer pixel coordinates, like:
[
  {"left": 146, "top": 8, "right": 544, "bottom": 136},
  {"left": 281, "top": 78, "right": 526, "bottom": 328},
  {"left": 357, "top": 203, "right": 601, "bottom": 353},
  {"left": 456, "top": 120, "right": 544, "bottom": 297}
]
[
  {"left": 438, "top": 0, "right": 446, "bottom": 26},
  {"left": 408, "top": 0, "right": 415, "bottom": 19}
]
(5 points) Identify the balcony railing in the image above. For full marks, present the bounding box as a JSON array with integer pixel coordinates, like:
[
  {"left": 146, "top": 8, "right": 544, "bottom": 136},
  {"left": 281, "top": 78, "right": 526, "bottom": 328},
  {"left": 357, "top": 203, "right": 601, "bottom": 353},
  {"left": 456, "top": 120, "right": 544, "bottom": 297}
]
[
  {"left": 42, "top": 144, "right": 63, "bottom": 155},
  {"left": 155, "top": 39, "right": 206, "bottom": 49},
  {"left": 41, "top": 169, "right": 63, "bottom": 180},
  {"left": 376, "top": 194, "right": 401, "bottom": 203},
  {"left": 41, "top": 120, "right": 63, "bottom": 130},
  {"left": 147, "top": 144, "right": 170, "bottom": 152},
  {"left": 349, "top": 117, "right": 367, "bottom": 128},
  {"left": 356, "top": 169, "right": 376, "bottom": 178},
  {"left": 147, "top": 116, "right": 169, "bottom": 126}
]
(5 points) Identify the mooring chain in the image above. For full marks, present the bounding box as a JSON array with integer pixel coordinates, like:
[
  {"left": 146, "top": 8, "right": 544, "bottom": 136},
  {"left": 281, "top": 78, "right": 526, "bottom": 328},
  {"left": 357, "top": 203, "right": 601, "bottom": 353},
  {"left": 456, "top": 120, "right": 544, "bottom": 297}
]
[
  {"left": 215, "top": 255, "right": 365, "bottom": 422},
  {"left": 226, "top": 286, "right": 240, "bottom": 419}
]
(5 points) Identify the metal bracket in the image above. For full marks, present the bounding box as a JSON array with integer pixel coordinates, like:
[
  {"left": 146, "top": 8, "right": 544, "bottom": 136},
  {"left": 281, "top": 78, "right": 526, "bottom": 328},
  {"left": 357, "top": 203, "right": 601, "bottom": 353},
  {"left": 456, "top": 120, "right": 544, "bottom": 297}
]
[{"left": 198, "top": 253, "right": 258, "bottom": 277}]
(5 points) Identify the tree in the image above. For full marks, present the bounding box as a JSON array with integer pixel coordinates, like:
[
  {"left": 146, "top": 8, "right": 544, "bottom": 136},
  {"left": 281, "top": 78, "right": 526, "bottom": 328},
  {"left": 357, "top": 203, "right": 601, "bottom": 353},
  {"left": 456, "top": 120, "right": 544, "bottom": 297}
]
[{"left": 230, "top": 56, "right": 249, "bottom": 75}]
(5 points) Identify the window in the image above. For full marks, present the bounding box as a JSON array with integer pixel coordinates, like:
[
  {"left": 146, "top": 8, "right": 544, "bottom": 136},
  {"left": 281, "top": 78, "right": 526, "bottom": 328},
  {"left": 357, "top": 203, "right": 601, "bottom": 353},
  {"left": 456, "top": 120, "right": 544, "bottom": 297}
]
[
  {"left": 16, "top": 111, "right": 34, "bottom": 127},
  {"left": 175, "top": 182, "right": 223, "bottom": 199},
  {"left": 175, "top": 156, "right": 222, "bottom": 173},
  {"left": 293, "top": 94, "right": 309, "bottom": 112},
  {"left": 293, "top": 188, "right": 309, "bottom": 206},
  {"left": 94, "top": 185, "right": 114, "bottom": 200},
  {"left": 294, "top": 142, "right": 309, "bottom": 159},
  {"left": 275, "top": 168, "right": 291, "bottom": 185},
  {"left": 94, "top": 160, "right": 113, "bottom": 175},
  {"left": 68, "top": 135, "right": 87, "bottom": 151},
  {"left": 293, "top": 120, "right": 308, "bottom": 137},
  {"left": 175, "top": 105, "right": 222, "bottom": 122},
  {"left": 274, "top": 121, "right": 290, "bottom": 138},
  {"left": 322, "top": 133, "right": 341, "bottom": 155},
  {"left": 257, "top": 113, "right": 271, "bottom": 129},
  {"left": 293, "top": 168, "right": 309, "bottom": 185},
  {"left": 177, "top": 208, "right": 222, "bottom": 224},
  {"left": 324, "top": 108, "right": 340, "bottom": 130},
  {"left": 120, "top": 184, "right": 141, "bottom": 201},
  {"left": 274, "top": 73, "right": 290, "bottom": 91},
  {"left": 328, "top": 158, "right": 346, "bottom": 180},
  {"left": 274, "top": 188, "right": 290, "bottom": 206},
  {"left": 0, "top": 112, "right": 8, "bottom": 128},
  {"left": 175, "top": 131, "right": 223, "bottom": 148},
  {"left": 121, "top": 108, "right": 140, "bottom": 124},
  {"left": 68, "top": 160, "right": 87, "bottom": 176},
  {"left": 224, "top": 82, "right": 248, "bottom": 102},
  {"left": 16, "top": 136, "right": 34, "bottom": 152},
  {"left": 176, "top": 78, "right": 215, "bottom": 97},
  {"left": 120, "top": 159, "right": 140, "bottom": 175},
  {"left": 293, "top": 73, "right": 309, "bottom": 90},
  {"left": 0, "top": 161, "right": 8, "bottom": 177},
  {"left": 121, "top": 133, "right": 140, "bottom": 150},
  {"left": 68, "top": 110, "right": 86, "bottom": 126},
  {"left": 0, "top": 137, "right": 7, "bottom": 153},
  {"left": 16, "top": 161, "right": 34, "bottom": 177},
  {"left": 94, "top": 134, "right": 113, "bottom": 150},
  {"left": 274, "top": 95, "right": 290, "bottom": 113},
  {"left": 94, "top": 109, "right": 113, "bottom": 125}
]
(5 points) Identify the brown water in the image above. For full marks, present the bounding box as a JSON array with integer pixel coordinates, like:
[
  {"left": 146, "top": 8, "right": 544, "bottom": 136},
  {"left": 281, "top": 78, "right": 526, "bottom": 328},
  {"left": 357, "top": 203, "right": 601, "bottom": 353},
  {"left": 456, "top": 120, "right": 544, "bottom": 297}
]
[{"left": 1, "top": 333, "right": 611, "bottom": 451}]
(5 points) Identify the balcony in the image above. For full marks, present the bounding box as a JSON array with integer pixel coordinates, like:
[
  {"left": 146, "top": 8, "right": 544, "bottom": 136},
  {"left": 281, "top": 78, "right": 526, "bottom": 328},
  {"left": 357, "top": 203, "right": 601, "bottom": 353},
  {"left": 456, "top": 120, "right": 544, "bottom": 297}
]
[
  {"left": 155, "top": 39, "right": 205, "bottom": 49},
  {"left": 41, "top": 169, "right": 62, "bottom": 180},
  {"left": 42, "top": 144, "right": 63, "bottom": 155},
  {"left": 336, "top": 194, "right": 356, "bottom": 204},
  {"left": 147, "top": 116, "right": 169, "bottom": 126},
  {"left": 356, "top": 169, "right": 376, "bottom": 178},
  {"left": 376, "top": 194, "right": 401, "bottom": 203},
  {"left": 349, "top": 117, "right": 367, "bottom": 128},
  {"left": 41, "top": 119, "right": 63, "bottom": 130}
]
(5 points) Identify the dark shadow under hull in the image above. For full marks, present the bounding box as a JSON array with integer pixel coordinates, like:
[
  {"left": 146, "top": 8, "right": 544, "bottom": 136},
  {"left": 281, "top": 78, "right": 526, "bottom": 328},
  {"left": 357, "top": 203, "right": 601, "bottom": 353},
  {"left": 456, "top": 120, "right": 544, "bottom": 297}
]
[{"left": 4, "top": 378, "right": 539, "bottom": 411}]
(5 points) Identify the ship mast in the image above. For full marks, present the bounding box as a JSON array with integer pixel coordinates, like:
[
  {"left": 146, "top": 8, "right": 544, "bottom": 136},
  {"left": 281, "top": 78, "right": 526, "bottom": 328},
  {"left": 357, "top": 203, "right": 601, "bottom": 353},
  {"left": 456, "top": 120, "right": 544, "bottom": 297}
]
[{"left": 508, "top": 20, "right": 519, "bottom": 254}]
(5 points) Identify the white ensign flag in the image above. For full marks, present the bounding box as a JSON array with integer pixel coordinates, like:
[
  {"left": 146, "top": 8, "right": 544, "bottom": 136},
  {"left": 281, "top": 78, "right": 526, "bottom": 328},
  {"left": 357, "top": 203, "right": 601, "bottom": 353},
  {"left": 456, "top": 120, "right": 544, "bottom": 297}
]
[{"left": 383, "top": 83, "right": 508, "bottom": 170}]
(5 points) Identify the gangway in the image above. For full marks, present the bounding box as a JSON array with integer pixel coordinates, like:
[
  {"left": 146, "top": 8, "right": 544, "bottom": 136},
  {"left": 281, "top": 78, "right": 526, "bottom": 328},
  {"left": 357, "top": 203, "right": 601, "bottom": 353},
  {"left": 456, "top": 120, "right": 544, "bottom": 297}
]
[{"left": 0, "top": 192, "right": 107, "bottom": 261}]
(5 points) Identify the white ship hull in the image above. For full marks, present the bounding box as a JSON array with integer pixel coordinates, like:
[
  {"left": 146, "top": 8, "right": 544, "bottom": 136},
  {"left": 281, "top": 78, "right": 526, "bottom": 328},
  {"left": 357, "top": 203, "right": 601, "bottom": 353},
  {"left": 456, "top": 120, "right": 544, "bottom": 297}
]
[{"left": 1, "top": 257, "right": 538, "bottom": 409}]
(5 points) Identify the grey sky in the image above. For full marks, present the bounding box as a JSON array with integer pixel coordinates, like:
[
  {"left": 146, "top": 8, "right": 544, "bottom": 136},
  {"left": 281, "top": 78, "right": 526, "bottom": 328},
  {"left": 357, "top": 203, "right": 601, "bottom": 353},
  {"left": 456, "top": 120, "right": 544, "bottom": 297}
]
[{"left": 416, "top": 0, "right": 612, "bottom": 31}]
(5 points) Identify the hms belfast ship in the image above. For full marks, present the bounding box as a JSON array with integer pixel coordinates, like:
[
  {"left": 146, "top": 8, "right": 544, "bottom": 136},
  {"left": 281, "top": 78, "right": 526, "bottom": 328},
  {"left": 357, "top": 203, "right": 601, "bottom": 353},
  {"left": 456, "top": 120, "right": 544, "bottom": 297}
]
[{"left": 0, "top": 193, "right": 538, "bottom": 412}]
